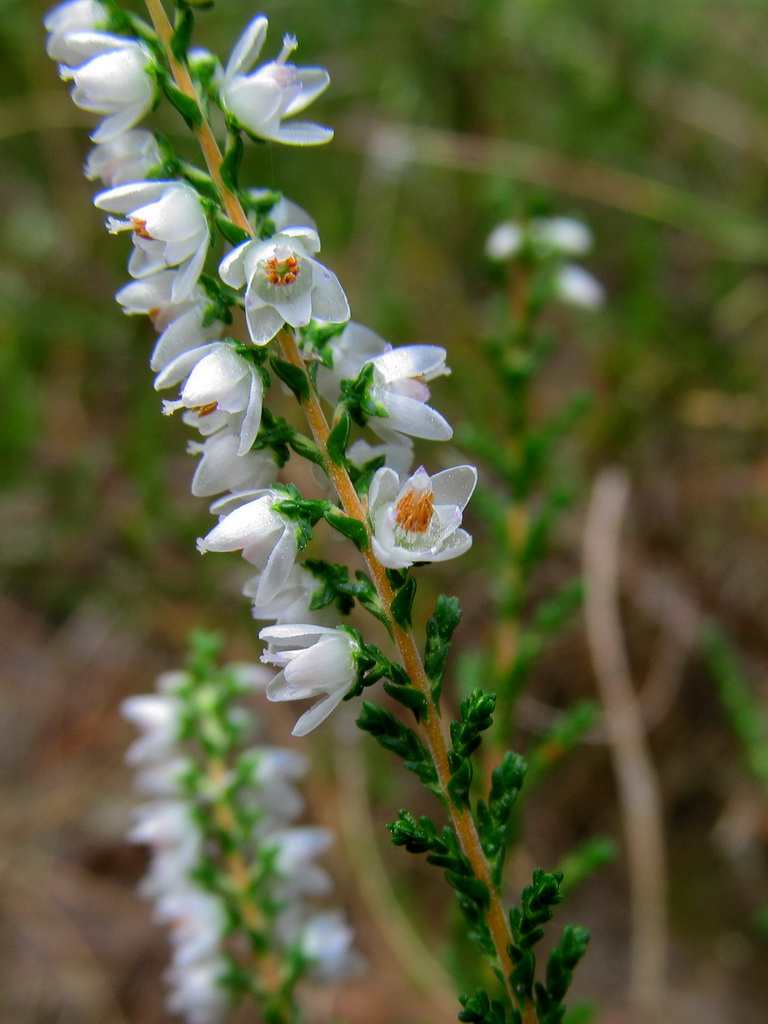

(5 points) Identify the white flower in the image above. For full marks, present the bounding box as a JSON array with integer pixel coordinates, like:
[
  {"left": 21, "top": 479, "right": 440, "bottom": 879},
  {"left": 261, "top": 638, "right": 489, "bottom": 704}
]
[
  {"left": 129, "top": 800, "right": 203, "bottom": 898},
  {"left": 165, "top": 955, "right": 229, "bottom": 1024},
  {"left": 316, "top": 321, "right": 390, "bottom": 404},
  {"left": 245, "top": 746, "right": 309, "bottom": 822},
  {"left": 116, "top": 272, "right": 223, "bottom": 373},
  {"left": 264, "top": 826, "right": 333, "bottom": 897},
  {"left": 366, "top": 345, "right": 452, "bottom": 441},
  {"left": 58, "top": 34, "right": 156, "bottom": 143},
  {"left": 485, "top": 221, "right": 524, "bottom": 262},
  {"left": 197, "top": 490, "right": 299, "bottom": 605},
  {"left": 260, "top": 624, "right": 359, "bottom": 736},
  {"left": 245, "top": 563, "right": 333, "bottom": 626},
  {"left": 221, "top": 16, "right": 332, "bottom": 145},
  {"left": 44, "top": 1, "right": 108, "bottom": 62},
  {"left": 299, "top": 910, "right": 363, "bottom": 981},
  {"left": 156, "top": 888, "right": 227, "bottom": 968},
  {"left": 134, "top": 757, "right": 191, "bottom": 797},
  {"left": 368, "top": 464, "right": 477, "bottom": 569},
  {"left": 95, "top": 181, "right": 210, "bottom": 301},
  {"left": 533, "top": 216, "right": 593, "bottom": 255},
  {"left": 485, "top": 216, "right": 594, "bottom": 261},
  {"left": 188, "top": 429, "right": 276, "bottom": 497},
  {"left": 157, "top": 342, "right": 265, "bottom": 456},
  {"left": 122, "top": 693, "right": 184, "bottom": 764},
  {"left": 555, "top": 263, "right": 605, "bottom": 309},
  {"left": 219, "top": 229, "right": 349, "bottom": 346},
  {"left": 84, "top": 129, "right": 162, "bottom": 187}
]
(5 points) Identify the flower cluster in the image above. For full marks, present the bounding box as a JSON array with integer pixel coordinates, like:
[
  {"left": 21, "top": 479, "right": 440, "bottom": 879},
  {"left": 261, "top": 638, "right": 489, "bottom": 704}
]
[
  {"left": 485, "top": 215, "right": 605, "bottom": 309},
  {"left": 45, "top": 0, "right": 479, "bottom": 740},
  {"left": 123, "top": 656, "right": 360, "bottom": 1024}
]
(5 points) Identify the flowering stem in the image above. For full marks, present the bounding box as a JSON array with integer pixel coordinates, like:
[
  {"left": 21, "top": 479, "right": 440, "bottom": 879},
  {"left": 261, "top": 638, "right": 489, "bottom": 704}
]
[
  {"left": 205, "top": 756, "right": 290, "bottom": 1008},
  {"left": 143, "top": 0, "right": 517, "bottom": 1004}
]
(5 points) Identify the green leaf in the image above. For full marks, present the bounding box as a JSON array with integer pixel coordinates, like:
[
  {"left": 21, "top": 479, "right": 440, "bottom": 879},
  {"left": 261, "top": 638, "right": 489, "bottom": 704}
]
[
  {"left": 220, "top": 131, "right": 244, "bottom": 191},
  {"left": 325, "top": 511, "right": 369, "bottom": 551},
  {"left": 387, "top": 811, "right": 447, "bottom": 856},
  {"left": 288, "top": 432, "right": 325, "bottom": 469},
  {"left": 542, "top": 925, "right": 590, "bottom": 1010},
  {"left": 326, "top": 409, "right": 351, "bottom": 467},
  {"left": 459, "top": 989, "right": 510, "bottom": 1024},
  {"left": 269, "top": 356, "right": 310, "bottom": 403},
  {"left": 390, "top": 575, "right": 416, "bottom": 630},
  {"left": 477, "top": 752, "right": 527, "bottom": 885},
  {"left": 159, "top": 75, "right": 203, "bottom": 128},
  {"left": 383, "top": 680, "right": 428, "bottom": 722},
  {"left": 304, "top": 560, "right": 388, "bottom": 627},
  {"left": 425, "top": 594, "right": 462, "bottom": 704},
  {"left": 170, "top": 6, "right": 194, "bottom": 62},
  {"left": 447, "top": 757, "right": 473, "bottom": 810},
  {"left": 450, "top": 689, "right": 496, "bottom": 762},
  {"left": 356, "top": 701, "right": 438, "bottom": 790},
  {"left": 445, "top": 871, "right": 490, "bottom": 910},
  {"left": 215, "top": 211, "right": 251, "bottom": 246}
]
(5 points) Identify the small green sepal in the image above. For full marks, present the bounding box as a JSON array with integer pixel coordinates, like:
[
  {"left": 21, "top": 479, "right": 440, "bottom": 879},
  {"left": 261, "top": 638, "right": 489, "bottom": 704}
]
[
  {"left": 158, "top": 72, "right": 203, "bottom": 129},
  {"left": 327, "top": 409, "right": 351, "bottom": 467},
  {"left": 325, "top": 511, "right": 369, "bottom": 551},
  {"left": 214, "top": 210, "right": 251, "bottom": 246},
  {"left": 270, "top": 355, "right": 310, "bottom": 403},
  {"left": 390, "top": 575, "right": 417, "bottom": 630},
  {"left": 382, "top": 680, "right": 428, "bottom": 722},
  {"left": 170, "top": 6, "right": 194, "bottom": 62},
  {"left": 220, "top": 131, "right": 244, "bottom": 192}
]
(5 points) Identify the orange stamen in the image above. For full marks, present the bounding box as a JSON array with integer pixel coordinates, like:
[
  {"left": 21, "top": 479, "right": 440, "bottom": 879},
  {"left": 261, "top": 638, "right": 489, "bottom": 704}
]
[
  {"left": 394, "top": 487, "right": 434, "bottom": 533},
  {"left": 264, "top": 255, "right": 300, "bottom": 286},
  {"left": 131, "top": 218, "right": 154, "bottom": 240}
]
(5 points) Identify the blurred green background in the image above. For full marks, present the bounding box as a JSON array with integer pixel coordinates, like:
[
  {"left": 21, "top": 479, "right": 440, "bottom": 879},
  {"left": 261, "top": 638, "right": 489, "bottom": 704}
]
[{"left": 2, "top": 0, "right": 768, "bottom": 1021}]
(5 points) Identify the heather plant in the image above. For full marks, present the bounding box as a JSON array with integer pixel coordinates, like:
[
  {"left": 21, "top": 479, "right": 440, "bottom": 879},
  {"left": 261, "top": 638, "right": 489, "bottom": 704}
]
[{"left": 44, "top": 2, "right": 599, "bottom": 1021}]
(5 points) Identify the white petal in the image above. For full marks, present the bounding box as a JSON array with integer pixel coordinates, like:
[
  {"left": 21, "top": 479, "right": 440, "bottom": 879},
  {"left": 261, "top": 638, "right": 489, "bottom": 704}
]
[
  {"left": 309, "top": 263, "right": 349, "bottom": 322},
  {"left": 430, "top": 465, "right": 478, "bottom": 509},
  {"left": 224, "top": 15, "right": 268, "bottom": 82},
  {"left": 89, "top": 98, "right": 151, "bottom": 142},
  {"left": 94, "top": 179, "right": 169, "bottom": 213},
  {"left": 371, "top": 534, "right": 413, "bottom": 570},
  {"left": 116, "top": 271, "right": 175, "bottom": 312},
  {"left": 428, "top": 528, "right": 473, "bottom": 561},
  {"left": 271, "top": 120, "right": 334, "bottom": 146},
  {"left": 154, "top": 343, "right": 220, "bottom": 391},
  {"left": 151, "top": 309, "right": 218, "bottom": 373},
  {"left": 260, "top": 623, "right": 337, "bottom": 644},
  {"left": 255, "top": 527, "right": 298, "bottom": 604},
  {"left": 198, "top": 498, "right": 280, "bottom": 553},
  {"left": 368, "top": 466, "right": 400, "bottom": 513},
  {"left": 237, "top": 372, "right": 264, "bottom": 454},
  {"left": 379, "top": 392, "right": 453, "bottom": 441},
  {"left": 292, "top": 687, "right": 348, "bottom": 736},
  {"left": 280, "top": 225, "right": 321, "bottom": 253},
  {"left": 218, "top": 241, "right": 252, "bottom": 289},
  {"left": 171, "top": 235, "right": 209, "bottom": 301},
  {"left": 283, "top": 68, "right": 330, "bottom": 115},
  {"left": 372, "top": 345, "right": 446, "bottom": 384},
  {"left": 245, "top": 303, "right": 285, "bottom": 346}
]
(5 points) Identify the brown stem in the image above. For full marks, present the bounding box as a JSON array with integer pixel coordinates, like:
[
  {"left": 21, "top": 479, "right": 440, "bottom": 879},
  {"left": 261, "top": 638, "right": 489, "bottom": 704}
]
[
  {"left": 206, "top": 759, "right": 285, "bottom": 998},
  {"left": 144, "top": 0, "right": 517, "bottom": 1006}
]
